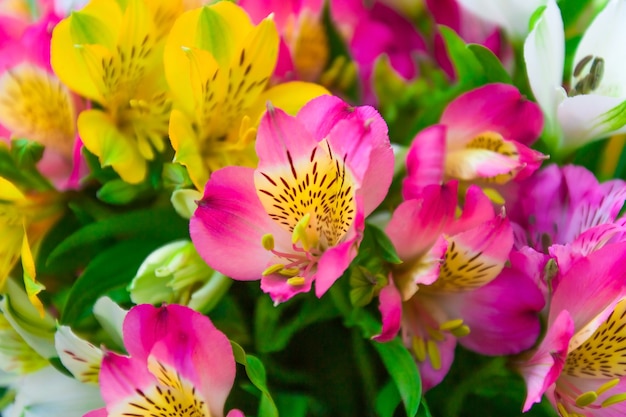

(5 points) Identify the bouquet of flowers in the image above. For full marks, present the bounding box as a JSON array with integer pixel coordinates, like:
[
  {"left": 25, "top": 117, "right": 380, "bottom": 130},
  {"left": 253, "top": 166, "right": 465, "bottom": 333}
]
[{"left": 1, "top": 0, "right": 626, "bottom": 416}]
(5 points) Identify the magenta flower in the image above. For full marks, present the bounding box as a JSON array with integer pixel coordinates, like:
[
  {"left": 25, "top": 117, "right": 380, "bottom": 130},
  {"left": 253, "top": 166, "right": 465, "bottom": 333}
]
[
  {"left": 376, "top": 182, "right": 543, "bottom": 390},
  {"left": 84, "top": 304, "right": 243, "bottom": 417},
  {"left": 506, "top": 164, "right": 626, "bottom": 251},
  {"left": 190, "top": 95, "right": 394, "bottom": 304},
  {"left": 519, "top": 242, "right": 626, "bottom": 416},
  {"left": 331, "top": 0, "right": 426, "bottom": 104},
  {"left": 403, "top": 83, "right": 545, "bottom": 196}
]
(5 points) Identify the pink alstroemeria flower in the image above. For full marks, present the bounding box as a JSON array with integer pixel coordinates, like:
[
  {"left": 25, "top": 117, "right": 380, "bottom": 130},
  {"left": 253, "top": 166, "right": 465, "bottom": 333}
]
[
  {"left": 520, "top": 242, "right": 626, "bottom": 416},
  {"left": 404, "top": 83, "right": 545, "bottom": 195},
  {"left": 331, "top": 0, "right": 426, "bottom": 104},
  {"left": 0, "top": 10, "right": 86, "bottom": 190},
  {"left": 191, "top": 95, "right": 394, "bottom": 304},
  {"left": 376, "top": 182, "right": 543, "bottom": 390},
  {"left": 507, "top": 164, "right": 626, "bottom": 251},
  {"left": 84, "top": 304, "right": 243, "bottom": 417},
  {"left": 239, "top": 0, "right": 327, "bottom": 83}
]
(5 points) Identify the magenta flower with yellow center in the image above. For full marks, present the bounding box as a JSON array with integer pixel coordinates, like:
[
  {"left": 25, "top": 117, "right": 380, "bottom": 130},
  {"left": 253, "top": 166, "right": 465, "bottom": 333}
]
[
  {"left": 190, "top": 95, "right": 394, "bottom": 303},
  {"left": 376, "top": 182, "right": 543, "bottom": 390},
  {"left": 84, "top": 304, "right": 243, "bottom": 417},
  {"left": 164, "top": 1, "right": 328, "bottom": 191},
  {"left": 520, "top": 242, "right": 626, "bottom": 417},
  {"left": 404, "top": 83, "right": 545, "bottom": 195}
]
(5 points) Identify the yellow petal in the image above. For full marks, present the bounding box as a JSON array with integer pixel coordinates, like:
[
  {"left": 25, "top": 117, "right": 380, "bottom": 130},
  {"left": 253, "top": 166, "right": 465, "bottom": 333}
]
[
  {"left": 246, "top": 81, "right": 329, "bottom": 125},
  {"left": 169, "top": 109, "right": 207, "bottom": 190},
  {"left": 78, "top": 110, "right": 147, "bottom": 184},
  {"left": 21, "top": 228, "right": 45, "bottom": 317},
  {"left": 0, "top": 177, "right": 25, "bottom": 201}
]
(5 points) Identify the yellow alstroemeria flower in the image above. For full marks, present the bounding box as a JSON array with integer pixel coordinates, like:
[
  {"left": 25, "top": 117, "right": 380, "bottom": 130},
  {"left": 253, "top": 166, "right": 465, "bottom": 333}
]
[
  {"left": 0, "top": 177, "right": 64, "bottom": 316},
  {"left": 50, "top": 0, "right": 184, "bottom": 184},
  {"left": 164, "top": 1, "right": 329, "bottom": 190}
]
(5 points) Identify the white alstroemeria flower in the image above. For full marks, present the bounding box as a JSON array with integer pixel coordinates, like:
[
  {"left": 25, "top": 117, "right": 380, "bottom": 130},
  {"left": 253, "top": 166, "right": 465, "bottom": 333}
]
[
  {"left": 456, "top": 0, "right": 546, "bottom": 39},
  {"left": 2, "top": 366, "right": 103, "bottom": 417},
  {"left": 525, "top": 0, "right": 626, "bottom": 155}
]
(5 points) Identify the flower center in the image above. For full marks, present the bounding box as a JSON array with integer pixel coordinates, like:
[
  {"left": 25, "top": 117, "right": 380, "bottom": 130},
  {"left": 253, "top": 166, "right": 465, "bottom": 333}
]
[
  {"left": 0, "top": 64, "right": 75, "bottom": 157},
  {"left": 116, "top": 358, "right": 210, "bottom": 417},
  {"left": 570, "top": 55, "right": 604, "bottom": 97},
  {"left": 564, "top": 298, "right": 626, "bottom": 379}
]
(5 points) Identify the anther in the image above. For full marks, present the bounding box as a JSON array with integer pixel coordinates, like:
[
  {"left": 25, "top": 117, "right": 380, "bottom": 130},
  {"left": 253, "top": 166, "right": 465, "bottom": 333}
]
[
  {"left": 292, "top": 213, "right": 312, "bottom": 251},
  {"left": 575, "top": 391, "right": 598, "bottom": 407},
  {"left": 602, "top": 393, "right": 626, "bottom": 407},
  {"left": 427, "top": 340, "right": 442, "bottom": 370},
  {"left": 278, "top": 267, "right": 300, "bottom": 277},
  {"left": 426, "top": 327, "right": 445, "bottom": 342},
  {"left": 450, "top": 325, "right": 471, "bottom": 337},
  {"left": 261, "top": 233, "right": 275, "bottom": 251},
  {"left": 573, "top": 55, "right": 593, "bottom": 77},
  {"left": 262, "top": 264, "right": 284, "bottom": 276},
  {"left": 439, "top": 319, "right": 464, "bottom": 331},
  {"left": 596, "top": 378, "right": 620, "bottom": 396},
  {"left": 287, "top": 277, "right": 306, "bottom": 286},
  {"left": 412, "top": 336, "right": 426, "bottom": 362}
]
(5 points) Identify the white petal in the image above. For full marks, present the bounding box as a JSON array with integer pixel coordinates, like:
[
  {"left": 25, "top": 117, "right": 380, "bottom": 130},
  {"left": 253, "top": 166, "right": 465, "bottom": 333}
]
[
  {"left": 557, "top": 94, "right": 626, "bottom": 151},
  {"left": 93, "top": 297, "right": 127, "bottom": 349},
  {"left": 2, "top": 366, "right": 103, "bottom": 417},
  {"left": 572, "top": 0, "right": 626, "bottom": 97},
  {"left": 54, "top": 326, "right": 103, "bottom": 384},
  {"left": 523, "top": 0, "right": 567, "bottom": 141},
  {"left": 457, "top": 0, "right": 546, "bottom": 38}
]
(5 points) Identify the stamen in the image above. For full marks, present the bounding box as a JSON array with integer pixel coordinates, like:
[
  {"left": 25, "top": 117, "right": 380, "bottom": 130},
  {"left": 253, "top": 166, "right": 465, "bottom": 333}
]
[
  {"left": 261, "top": 233, "right": 275, "bottom": 250},
  {"left": 575, "top": 391, "right": 598, "bottom": 407},
  {"left": 596, "top": 378, "right": 620, "bottom": 395},
  {"left": 262, "top": 264, "right": 284, "bottom": 276},
  {"left": 412, "top": 336, "right": 426, "bottom": 362},
  {"left": 450, "top": 325, "right": 471, "bottom": 338},
  {"left": 557, "top": 402, "right": 570, "bottom": 417},
  {"left": 287, "top": 277, "right": 306, "bottom": 286},
  {"left": 278, "top": 267, "right": 300, "bottom": 277},
  {"left": 439, "top": 319, "right": 464, "bottom": 331},
  {"left": 602, "top": 393, "right": 626, "bottom": 407},
  {"left": 573, "top": 55, "right": 593, "bottom": 77},
  {"left": 426, "top": 340, "right": 441, "bottom": 370},
  {"left": 292, "top": 213, "right": 312, "bottom": 251},
  {"left": 426, "top": 327, "right": 445, "bottom": 342}
]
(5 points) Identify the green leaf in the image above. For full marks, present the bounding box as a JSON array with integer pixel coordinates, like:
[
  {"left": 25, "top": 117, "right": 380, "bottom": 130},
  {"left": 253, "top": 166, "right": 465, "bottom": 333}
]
[
  {"left": 371, "top": 338, "right": 422, "bottom": 417},
  {"left": 367, "top": 224, "right": 402, "bottom": 265},
  {"left": 375, "top": 380, "right": 401, "bottom": 417},
  {"left": 11, "top": 139, "right": 45, "bottom": 167},
  {"left": 439, "top": 26, "right": 484, "bottom": 86},
  {"left": 231, "top": 341, "right": 278, "bottom": 417},
  {"left": 61, "top": 239, "right": 161, "bottom": 325},
  {"left": 97, "top": 179, "right": 152, "bottom": 205},
  {"left": 468, "top": 44, "right": 512, "bottom": 84},
  {"left": 254, "top": 294, "right": 338, "bottom": 353},
  {"left": 47, "top": 207, "right": 188, "bottom": 267}
]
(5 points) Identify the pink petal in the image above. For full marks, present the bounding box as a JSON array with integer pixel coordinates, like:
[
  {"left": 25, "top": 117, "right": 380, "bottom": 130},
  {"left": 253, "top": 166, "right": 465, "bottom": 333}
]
[
  {"left": 99, "top": 352, "right": 155, "bottom": 406},
  {"left": 446, "top": 147, "right": 522, "bottom": 180},
  {"left": 452, "top": 267, "right": 544, "bottom": 355},
  {"left": 451, "top": 213, "right": 513, "bottom": 270},
  {"left": 549, "top": 242, "right": 626, "bottom": 332},
  {"left": 445, "top": 185, "right": 494, "bottom": 236},
  {"left": 441, "top": 83, "right": 543, "bottom": 146},
  {"left": 122, "top": 304, "right": 236, "bottom": 416},
  {"left": 314, "top": 226, "right": 362, "bottom": 297},
  {"left": 416, "top": 336, "right": 457, "bottom": 392},
  {"left": 403, "top": 125, "right": 446, "bottom": 199},
  {"left": 226, "top": 410, "right": 246, "bottom": 417},
  {"left": 260, "top": 272, "right": 314, "bottom": 304},
  {"left": 190, "top": 166, "right": 287, "bottom": 281},
  {"left": 255, "top": 105, "right": 319, "bottom": 169},
  {"left": 372, "top": 279, "right": 403, "bottom": 342},
  {"left": 519, "top": 309, "right": 574, "bottom": 411},
  {"left": 84, "top": 408, "right": 108, "bottom": 417},
  {"left": 386, "top": 182, "right": 457, "bottom": 261}
]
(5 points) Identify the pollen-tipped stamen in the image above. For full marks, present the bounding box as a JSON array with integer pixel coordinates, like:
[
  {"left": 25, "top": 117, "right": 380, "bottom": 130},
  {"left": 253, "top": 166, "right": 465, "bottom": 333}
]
[
  {"left": 602, "top": 393, "right": 626, "bottom": 407},
  {"left": 412, "top": 336, "right": 427, "bottom": 362},
  {"left": 427, "top": 339, "right": 442, "bottom": 370},
  {"left": 575, "top": 391, "right": 598, "bottom": 407},
  {"left": 262, "top": 264, "right": 285, "bottom": 276},
  {"left": 292, "top": 213, "right": 313, "bottom": 251},
  {"left": 262, "top": 233, "right": 275, "bottom": 250},
  {"left": 287, "top": 277, "right": 306, "bottom": 286},
  {"left": 597, "top": 378, "right": 620, "bottom": 395}
]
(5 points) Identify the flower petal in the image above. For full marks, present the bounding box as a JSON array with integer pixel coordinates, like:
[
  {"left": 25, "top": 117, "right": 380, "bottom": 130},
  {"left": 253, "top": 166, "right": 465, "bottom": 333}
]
[
  {"left": 403, "top": 125, "right": 446, "bottom": 199},
  {"left": 441, "top": 83, "right": 544, "bottom": 146},
  {"left": 190, "top": 166, "right": 286, "bottom": 281},
  {"left": 372, "top": 279, "right": 403, "bottom": 342}
]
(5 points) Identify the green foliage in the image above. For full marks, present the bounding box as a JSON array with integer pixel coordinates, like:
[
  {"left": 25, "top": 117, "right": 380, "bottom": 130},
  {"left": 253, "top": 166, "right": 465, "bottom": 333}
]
[{"left": 232, "top": 341, "right": 279, "bottom": 417}]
